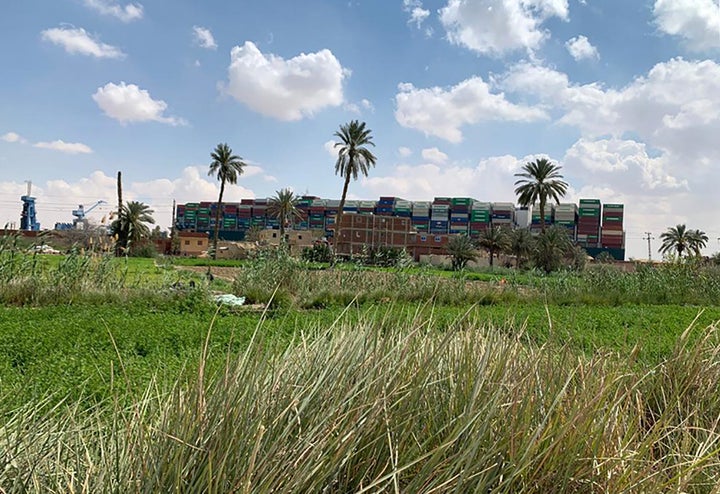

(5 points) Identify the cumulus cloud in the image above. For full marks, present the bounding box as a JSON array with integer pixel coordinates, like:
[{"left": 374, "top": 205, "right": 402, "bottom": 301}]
[
  {"left": 653, "top": 0, "right": 720, "bottom": 52},
  {"left": 1, "top": 132, "right": 25, "bottom": 143},
  {"left": 395, "top": 77, "right": 547, "bottom": 142},
  {"left": 398, "top": 146, "right": 413, "bottom": 158},
  {"left": 222, "top": 41, "right": 347, "bottom": 121},
  {"left": 565, "top": 35, "right": 599, "bottom": 60},
  {"left": 439, "top": 0, "right": 569, "bottom": 56},
  {"left": 83, "top": 0, "right": 143, "bottom": 22},
  {"left": 192, "top": 26, "right": 217, "bottom": 50},
  {"left": 41, "top": 26, "right": 125, "bottom": 59},
  {"left": 92, "top": 82, "right": 186, "bottom": 125},
  {"left": 33, "top": 140, "right": 93, "bottom": 154},
  {"left": 498, "top": 58, "right": 720, "bottom": 165},
  {"left": 421, "top": 147, "right": 449, "bottom": 164},
  {"left": 564, "top": 138, "right": 685, "bottom": 190}
]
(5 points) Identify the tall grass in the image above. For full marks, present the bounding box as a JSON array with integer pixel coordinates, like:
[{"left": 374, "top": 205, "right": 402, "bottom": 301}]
[
  {"left": 3, "top": 312, "right": 720, "bottom": 492},
  {"left": 0, "top": 236, "right": 202, "bottom": 305},
  {"left": 538, "top": 262, "right": 720, "bottom": 305}
]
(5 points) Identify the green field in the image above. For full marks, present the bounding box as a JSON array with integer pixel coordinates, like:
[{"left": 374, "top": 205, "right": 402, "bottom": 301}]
[{"left": 2, "top": 250, "right": 720, "bottom": 491}]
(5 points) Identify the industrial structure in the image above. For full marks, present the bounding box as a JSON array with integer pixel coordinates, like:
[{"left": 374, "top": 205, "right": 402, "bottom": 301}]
[
  {"left": 55, "top": 200, "right": 108, "bottom": 230},
  {"left": 175, "top": 196, "right": 626, "bottom": 260},
  {"left": 20, "top": 181, "right": 40, "bottom": 231}
]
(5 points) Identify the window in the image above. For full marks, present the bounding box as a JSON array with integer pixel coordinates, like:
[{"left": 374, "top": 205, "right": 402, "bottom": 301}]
[
  {"left": 197, "top": 240, "right": 203, "bottom": 246},
  {"left": 434, "top": 236, "right": 441, "bottom": 243},
  {"left": 184, "top": 240, "right": 190, "bottom": 245},
  {"left": 272, "top": 233, "right": 277, "bottom": 238},
  {"left": 420, "top": 235, "right": 427, "bottom": 242},
  {"left": 298, "top": 235, "right": 302, "bottom": 240}
]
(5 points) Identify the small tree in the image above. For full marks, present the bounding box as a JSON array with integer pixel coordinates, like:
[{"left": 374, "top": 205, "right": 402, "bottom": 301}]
[
  {"left": 110, "top": 201, "right": 155, "bottom": 255},
  {"left": 659, "top": 224, "right": 708, "bottom": 259},
  {"left": 267, "top": 188, "right": 302, "bottom": 242},
  {"left": 509, "top": 228, "right": 534, "bottom": 269},
  {"left": 532, "top": 225, "right": 572, "bottom": 273},
  {"left": 477, "top": 226, "right": 510, "bottom": 268},
  {"left": 447, "top": 234, "right": 477, "bottom": 271},
  {"left": 514, "top": 158, "right": 568, "bottom": 233}
]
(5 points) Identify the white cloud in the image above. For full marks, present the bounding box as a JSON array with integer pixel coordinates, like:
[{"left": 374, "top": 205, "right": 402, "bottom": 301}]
[
  {"left": 41, "top": 27, "right": 125, "bottom": 59},
  {"left": 498, "top": 58, "right": 720, "bottom": 165},
  {"left": 344, "top": 98, "right": 374, "bottom": 115},
  {"left": 564, "top": 138, "right": 685, "bottom": 190},
  {"left": 421, "top": 147, "right": 449, "bottom": 164},
  {"left": 324, "top": 140, "right": 338, "bottom": 158},
  {"left": 1, "top": 132, "right": 25, "bottom": 143},
  {"left": 395, "top": 77, "right": 548, "bottom": 142},
  {"left": 362, "top": 154, "right": 525, "bottom": 201},
  {"left": 33, "top": 140, "right": 93, "bottom": 154},
  {"left": 192, "top": 26, "right": 217, "bottom": 50},
  {"left": 403, "top": 0, "right": 431, "bottom": 28},
  {"left": 92, "top": 82, "right": 186, "bottom": 125},
  {"left": 653, "top": 0, "right": 720, "bottom": 52},
  {"left": 222, "top": 41, "right": 347, "bottom": 121},
  {"left": 439, "top": 0, "right": 569, "bottom": 56},
  {"left": 565, "top": 35, "right": 599, "bottom": 60},
  {"left": 398, "top": 146, "right": 413, "bottom": 158},
  {"left": 83, "top": 0, "right": 143, "bottom": 22}
]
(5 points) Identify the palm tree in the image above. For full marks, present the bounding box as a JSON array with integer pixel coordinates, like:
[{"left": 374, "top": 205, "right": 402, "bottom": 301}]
[
  {"left": 514, "top": 158, "right": 568, "bottom": 233},
  {"left": 447, "top": 234, "right": 477, "bottom": 271},
  {"left": 660, "top": 224, "right": 708, "bottom": 258},
  {"left": 477, "top": 226, "right": 510, "bottom": 268},
  {"left": 509, "top": 227, "right": 534, "bottom": 269},
  {"left": 688, "top": 229, "right": 709, "bottom": 257},
  {"left": 532, "top": 225, "right": 572, "bottom": 273},
  {"left": 111, "top": 201, "right": 155, "bottom": 254},
  {"left": 208, "top": 143, "right": 247, "bottom": 259},
  {"left": 267, "top": 188, "right": 302, "bottom": 242},
  {"left": 333, "top": 120, "right": 377, "bottom": 245}
]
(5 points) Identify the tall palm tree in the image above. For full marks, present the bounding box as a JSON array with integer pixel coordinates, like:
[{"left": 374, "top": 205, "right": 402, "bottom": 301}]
[
  {"left": 477, "top": 226, "right": 510, "bottom": 268},
  {"left": 208, "top": 143, "right": 246, "bottom": 259},
  {"left": 514, "top": 158, "right": 568, "bottom": 233},
  {"left": 447, "top": 234, "right": 477, "bottom": 271},
  {"left": 111, "top": 201, "right": 155, "bottom": 254},
  {"left": 509, "top": 227, "right": 534, "bottom": 269},
  {"left": 267, "top": 188, "right": 302, "bottom": 242},
  {"left": 333, "top": 120, "right": 377, "bottom": 245},
  {"left": 660, "top": 224, "right": 708, "bottom": 258}
]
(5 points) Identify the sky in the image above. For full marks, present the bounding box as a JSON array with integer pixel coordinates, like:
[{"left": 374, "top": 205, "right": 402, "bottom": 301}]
[{"left": 0, "top": 0, "right": 719, "bottom": 260}]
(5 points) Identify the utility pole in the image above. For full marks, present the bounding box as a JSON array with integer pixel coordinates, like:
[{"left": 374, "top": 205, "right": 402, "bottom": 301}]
[{"left": 644, "top": 232, "right": 654, "bottom": 261}]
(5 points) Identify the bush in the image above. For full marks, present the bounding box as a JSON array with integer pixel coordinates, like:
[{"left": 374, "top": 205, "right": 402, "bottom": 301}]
[{"left": 301, "top": 243, "right": 332, "bottom": 263}]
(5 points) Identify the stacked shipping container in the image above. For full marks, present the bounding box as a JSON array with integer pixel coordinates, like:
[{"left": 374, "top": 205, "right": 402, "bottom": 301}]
[
  {"left": 577, "top": 199, "right": 601, "bottom": 247},
  {"left": 174, "top": 196, "right": 626, "bottom": 259},
  {"left": 601, "top": 204, "right": 624, "bottom": 249}
]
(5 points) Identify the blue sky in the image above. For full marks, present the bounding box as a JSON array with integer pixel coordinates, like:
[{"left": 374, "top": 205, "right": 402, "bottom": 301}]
[{"left": 1, "top": 0, "right": 719, "bottom": 259}]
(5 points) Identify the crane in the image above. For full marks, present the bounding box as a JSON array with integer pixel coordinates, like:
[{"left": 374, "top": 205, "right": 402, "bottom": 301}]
[{"left": 72, "top": 200, "right": 107, "bottom": 229}]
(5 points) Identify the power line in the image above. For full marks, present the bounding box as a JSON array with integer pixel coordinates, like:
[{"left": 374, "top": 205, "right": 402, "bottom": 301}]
[{"left": 644, "top": 232, "right": 654, "bottom": 261}]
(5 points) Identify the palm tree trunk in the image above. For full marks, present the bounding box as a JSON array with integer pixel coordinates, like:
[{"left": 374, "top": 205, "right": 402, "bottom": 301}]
[
  {"left": 539, "top": 198, "right": 546, "bottom": 233},
  {"left": 489, "top": 247, "right": 494, "bottom": 267},
  {"left": 116, "top": 171, "right": 124, "bottom": 256},
  {"left": 213, "top": 180, "right": 225, "bottom": 260},
  {"left": 335, "top": 172, "right": 351, "bottom": 255}
]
